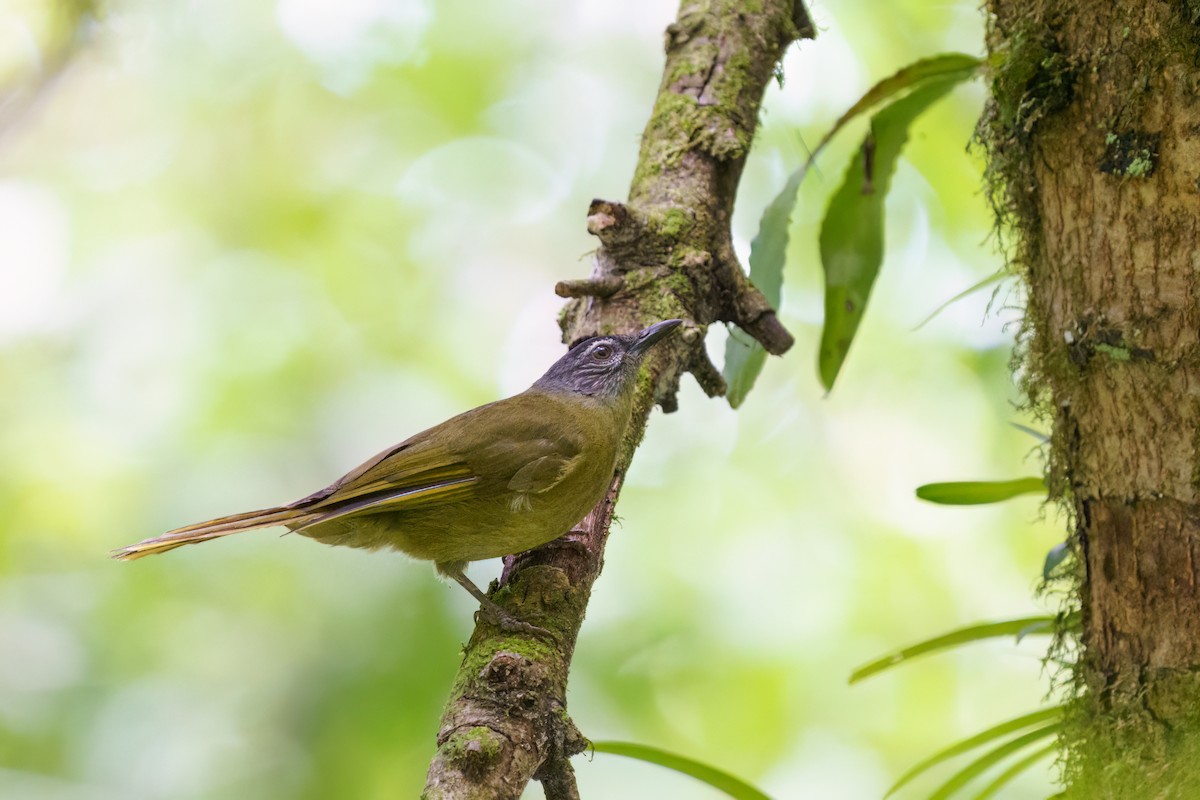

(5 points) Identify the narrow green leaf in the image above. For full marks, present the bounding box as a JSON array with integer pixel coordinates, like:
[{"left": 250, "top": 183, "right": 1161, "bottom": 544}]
[
  {"left": 724, "top": 325, "right": 770, "bottom": 408},
  {"left": 928, "top": 724, "right": 1061, "bottom": 800},
  {"left": 884, "top": 708, "right": 1064, "bottom": 798},
  {"left": 591, "top": 741, "right": 772, "bottom": 800},
  {"left": 747, "top": 175, "right": 795, "bottom": 312},
  {"left": 972, "top": 742, "right": 1057, "bottom": 800},
  {"left": 915, "top": 477, "right": 1046, "bottom": 505},
  {"left": 850, "top": 616, "right": 1055, "bottom": 684},
  {"left": 817, "top": 76, "right": 968, "bottom": 391},
  {"left": 809, "top": 53, "right": 982, "bottom": 162},
  {"left": 1042, "top": 542, "right": 1070, "bottom": 580},
  {"left": 1015, "top": 618, "right": 1055, "bottom": 643},
  {"left": 913, "top": 269, "right": 1007, "bottom": 330},
  {"left": 1009, "top": 422, "right": 1049, "bottom": 443},
  {"left": 723, "top": 149, "right": 803, "bottom": 407}
]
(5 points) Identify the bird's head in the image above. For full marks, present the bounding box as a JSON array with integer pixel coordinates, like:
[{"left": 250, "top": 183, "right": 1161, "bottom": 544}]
[{"left": 534, "top": 319, "right": 683, "bottom": 400}]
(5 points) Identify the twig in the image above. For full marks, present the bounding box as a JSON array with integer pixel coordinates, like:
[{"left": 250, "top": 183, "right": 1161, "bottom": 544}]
[{"left": 554, "top": 277, "right": 624, "bottom": 299}]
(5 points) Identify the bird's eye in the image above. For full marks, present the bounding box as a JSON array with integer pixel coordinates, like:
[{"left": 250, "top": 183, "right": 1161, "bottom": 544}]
[{"left": 592, "top": 344, "right": 613, "bottom": 361}]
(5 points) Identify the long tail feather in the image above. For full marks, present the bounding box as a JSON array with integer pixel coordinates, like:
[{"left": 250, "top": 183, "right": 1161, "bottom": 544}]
[{"left": 111, "top": 505, "right": 317, "bottom": 561}]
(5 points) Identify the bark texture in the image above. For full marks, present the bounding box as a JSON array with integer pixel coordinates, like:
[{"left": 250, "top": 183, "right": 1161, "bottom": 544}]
[
  {"left": 422, "top": 2, "right": 813, "bottom": 797},
  {"left": 982, "top": 0, "right": 1200, "bottom": 794}
]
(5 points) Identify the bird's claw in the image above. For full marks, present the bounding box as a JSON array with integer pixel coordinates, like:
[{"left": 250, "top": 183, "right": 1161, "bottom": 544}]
[{"left": 476, "top": 602, "right": 558, "bottom": 642}]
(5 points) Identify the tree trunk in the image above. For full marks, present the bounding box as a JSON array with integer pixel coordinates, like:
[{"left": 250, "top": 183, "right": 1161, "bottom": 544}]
[{"left": 982, "top": 1, "right": 1200, "bottom": 794}]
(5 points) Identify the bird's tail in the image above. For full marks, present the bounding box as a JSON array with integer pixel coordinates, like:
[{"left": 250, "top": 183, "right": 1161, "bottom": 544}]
[{"left": 111, "top": 505, "right": 319, "bottom": 560}]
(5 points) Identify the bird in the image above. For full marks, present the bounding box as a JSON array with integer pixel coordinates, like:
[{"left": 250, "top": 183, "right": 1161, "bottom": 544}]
[{"left": 112, "top": 319, "right": 683, "bottom": 633}]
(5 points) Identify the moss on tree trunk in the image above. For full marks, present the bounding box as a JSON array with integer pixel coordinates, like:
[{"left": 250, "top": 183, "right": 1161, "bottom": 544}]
[{"left": 981, "top": 0, "right": 1200, "bottom": 794}]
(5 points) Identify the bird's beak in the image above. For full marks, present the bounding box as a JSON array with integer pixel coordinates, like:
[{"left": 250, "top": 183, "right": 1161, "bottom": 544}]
[{"left": 630, "top": 319, "right": 683, "bottom": 355}]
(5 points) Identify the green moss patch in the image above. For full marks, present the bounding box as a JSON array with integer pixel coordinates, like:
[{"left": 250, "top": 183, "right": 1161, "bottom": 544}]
[{"left": 1099, "top": 131, "right": 1161, "bottom": 178}]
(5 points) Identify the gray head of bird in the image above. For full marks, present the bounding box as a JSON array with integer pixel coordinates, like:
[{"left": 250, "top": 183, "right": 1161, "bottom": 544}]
[{"left": 534, "top": 319, "right": 683, "bottom": 399}]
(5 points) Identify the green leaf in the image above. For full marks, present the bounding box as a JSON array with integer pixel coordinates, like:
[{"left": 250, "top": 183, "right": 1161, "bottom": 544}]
[
  {"left": 850, "top": 616, "right": 1056, "bottom": 684},
  {"left": 808, "top": 53, "right": 982, "bottom": 163},
  {"left": 928, "top": 724, "right": 1061, "bottom": 800},
  {"left": 723, "top": 149, "right": 803, "bottom": 407},
  {"left": 1015, "top": 617, "right": 1055, "bottom": 643},
  {"left": 915, "top": 477, "right": 1046, "bottom": 505},
  {"left": 724, "top": 325, "right": 770, "bottom": 408},
  {"left": 884, "top": 707, "right": 1064, "bottom": 798},
  {"left": 972, "top": 742, "right": 1057, "bottom": 800},
  {"left": 1009, "top": 422, "right": 1049, "bottom": 443},
  {"left": 746, "top": 176, "right": 794, "bottom": 313},
  {"left": 591, "top": 741, "right": 772, "bottom": 800},
  {"left": 726, "top": 53, "right": 982, "bottom": 404},
  {"left": 913, "top": 269, "right": 1007, "bottom": 330},
  {"left": 817, "top": 75, "right": 970, "bottom": 391}
]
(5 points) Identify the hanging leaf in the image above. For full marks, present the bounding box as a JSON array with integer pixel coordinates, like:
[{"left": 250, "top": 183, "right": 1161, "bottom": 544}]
[
  {"left": 850, "top": 616, "right": 1056, "bottom": 684},
  {"left": 884, "top": 707, "right": 1064, "bottom": 798},
  {"left": 915, "top": 477, "right": 1046, "bottom": 505},
  {"left": 591, "top": 741, "right": 772, "bottom": 800},
  {"left": 723, "top": 159, "right": 801, "bottom": 407},
  {"left": 724, "top": 325, "right": 770, "bottom": 408},
  {"left": 817, "top": 75, "right": 970, "bottom": 391},
  {"left": 725, "top": 53, "right": 981, "bottom": 404}
]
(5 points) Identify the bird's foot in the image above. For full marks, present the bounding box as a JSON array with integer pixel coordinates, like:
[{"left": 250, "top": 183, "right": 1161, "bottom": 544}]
[
  {"left": 476, "top": 597, "right": 557, "bottom": 641},
  {"left": 441, "top": 562, "right": 559, "bottom": 641}
]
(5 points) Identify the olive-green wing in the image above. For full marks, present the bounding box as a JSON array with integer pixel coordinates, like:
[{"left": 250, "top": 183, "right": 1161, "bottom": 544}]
[
  {"left": 455, "top": 401, "right": 588, "bottom": 497},
  {"left": 506, "top": 449, "right": 578, "bottom": 494},
  {"left": 317, "top": 441, "right": 474, "bottom": 503},
  {"left": 293, "top": 438, "right": 478, "bottom": 519},
  {"left": 294, "top": 402, "right": 586, "bottom": 523}
]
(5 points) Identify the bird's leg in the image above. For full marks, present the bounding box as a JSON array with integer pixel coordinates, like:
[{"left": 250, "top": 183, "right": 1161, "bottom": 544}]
[{"left": 437, "top": 561, "right": 555, "bottom": 639}]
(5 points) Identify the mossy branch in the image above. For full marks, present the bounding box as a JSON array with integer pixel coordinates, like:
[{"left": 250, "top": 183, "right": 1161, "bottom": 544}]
[{"left": 422, "top": 2, "right": 812, "bottom": 796}]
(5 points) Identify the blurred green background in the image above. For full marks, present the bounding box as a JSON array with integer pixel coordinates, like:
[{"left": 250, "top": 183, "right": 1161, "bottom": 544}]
[{"left": 0, "top": 1, "right": 1062, "bottom": 798}]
